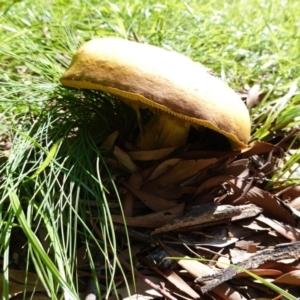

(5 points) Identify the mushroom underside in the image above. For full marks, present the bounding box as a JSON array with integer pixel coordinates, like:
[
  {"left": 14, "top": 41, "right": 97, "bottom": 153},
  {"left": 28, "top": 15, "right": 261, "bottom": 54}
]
[{"left": 136, "top": 112, "right": 191, "bottom": 150}]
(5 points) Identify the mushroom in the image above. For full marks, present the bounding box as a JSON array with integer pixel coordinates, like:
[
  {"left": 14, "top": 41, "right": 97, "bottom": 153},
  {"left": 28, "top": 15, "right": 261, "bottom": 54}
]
[{"left": 60, "top": 37, "right": 251, "bottom": 150}]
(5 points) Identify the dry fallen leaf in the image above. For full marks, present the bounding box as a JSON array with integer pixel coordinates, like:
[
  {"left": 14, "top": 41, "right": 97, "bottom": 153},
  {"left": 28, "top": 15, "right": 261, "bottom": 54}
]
[
  {"left": 163, "top": 245, "right": 247, "bottom": 300},
  {"left": 114, "top": 146, "right": 138, "bottom": 173},
  {"left": 193, "top": 175, "right": 234, "bottom": 196},
  {"left": 145, "top": 158, "right": 181, "bottom": 181},
  {"left": 101, "top": 130, "right": 119, "bottom": 150},
  {"left": 216, "top": 256, "right": 231, "bottom": 269},
  {"left": 153, "top": 268, "right": 200, "bottom": 299},
  {"left": 227, "top": 178, "right": 296, "bottom": 225},
  {"left": 273, "top": 270, "right": 300, "bottom": 285},
  {"left": 143, "top": 158, "right": 218, "bottom": 190},
  {"left": 256, "top": 215, "right": 300, "bottom": 242},
  {"left": 146, "top": 185, "right": 197, "bottom": 199},
  {"left": 116, "top": 276, "right": 163, "bottom": 299},
  {"left": 0, "top": 270, "right": 46, "bottom": 298},
  {"left": 240, "top": 141, "right": 282, "bottom": 158},
  {"left": 127, "top": 147, "right": 177, "bottom": 161},
  {"left": 123, "top": 182, "right": 178, "bottom": 211},
  {"left": 236, "top": 269, "right": 283, "bottom": 278}
]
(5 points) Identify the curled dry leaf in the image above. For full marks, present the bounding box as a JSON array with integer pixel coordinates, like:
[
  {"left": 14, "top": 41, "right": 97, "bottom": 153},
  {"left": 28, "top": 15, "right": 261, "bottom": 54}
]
[
  {"left": 273, "top": 270, "right": 300, "bottom": 285},
  {"left": 240, "top": 141, "right": 282, "bottom": 158}
]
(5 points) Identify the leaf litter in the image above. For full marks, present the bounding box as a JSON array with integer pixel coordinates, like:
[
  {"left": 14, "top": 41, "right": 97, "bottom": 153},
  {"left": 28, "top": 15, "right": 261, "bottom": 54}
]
[
  {"left": 85, "top": 128, "right": 300, "bottom": 300},
  {"left": 6, "top": 108, "right": 300, "bottom": 300}
]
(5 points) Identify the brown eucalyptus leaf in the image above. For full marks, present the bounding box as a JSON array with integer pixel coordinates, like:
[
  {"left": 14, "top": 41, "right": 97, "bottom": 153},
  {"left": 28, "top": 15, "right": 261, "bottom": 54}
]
[
  {"left": 156, "top": 268, "right": 200, "bottom": 299},
  {"left": 111, "top": 203, "right": 184, "bottom": 228},
  {"left": 240, "top": 141, "right": 282, "bottom": 158},
  {"left": 221, "top": 160, "right": 249, "bottom": 177},
  {"left": 123, "top": 173, "right": 143, "bottom": 217},
  {"left": 290, "top": 197, "right": 300, "bottom": 210},
  {"left": 146, "top": 158, "right": 181, "bottom": 181},
  {"left": 207, "top": 284, "right": 247, "bottom": 300},
  {"left": 281, "top": 185, "right": 300, "bottom": 201},
  {"left": 113, "top": 146, "right": 138, "bottom": 173},
  {"left": 104, "top": 157, "right": 129, "bottom": 173},
  {"left": 0, "top": 270, "right": 46, "bottom": 298},
  {"left": 273, "top": 270, "right": 300, "bottom": 285},
  {"left": 163, "top": 245, "right": 247, "bottom": 300},
  {"left": 216, "top": 256, "right": 231, "bottom": 269},
  {"left": 6, "top": 269, "right": 40, "bottom": 285},
  {"left": 123, "top": 182, "right": 178, "bottom": 211},
  {"left": 256, "top": 215, "right": 300, "bottom": 242},
  {"left": 116, "top": 276, "right": 163, "bottom": 299},
  {"left": 281, "top": 185, "right": 300, "bottom": 210},
  {"left": 127, "top": 147, "right": 177, "bottom": 161},
  {"left": 194, "top": 175, "right": 234, "bottom": 196},
  {"left": 149, "top": 185, "right": 197, "bottom": 199},
  {"left": 144, "top": 158, "right": 218, "bottom": 190},
  {"left": 237, "top": 218, "right": 271, "bottom": 231},
  {"left": 258, "top": 261, "right": 299, "bottom": 273},
  {"left": 228, "top": 179, "right": 296, "bottom": 225},
  {"left": 100, "top": 131, "right": 119, "bottom": 150},
  {"left": 236, "top": 269, "right": 282, "bottom": 278}
]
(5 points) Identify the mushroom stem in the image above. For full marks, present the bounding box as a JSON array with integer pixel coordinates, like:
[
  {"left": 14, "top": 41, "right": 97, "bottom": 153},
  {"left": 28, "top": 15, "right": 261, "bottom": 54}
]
[{"left": 136, "top": 113, "right": 190, "bottom": 150}]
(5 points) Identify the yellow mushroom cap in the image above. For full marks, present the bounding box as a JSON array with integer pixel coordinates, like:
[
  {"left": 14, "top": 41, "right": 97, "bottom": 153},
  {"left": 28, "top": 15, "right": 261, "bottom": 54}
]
[{"left": 60, "top": 37, "right": 251, "bottom": 150}]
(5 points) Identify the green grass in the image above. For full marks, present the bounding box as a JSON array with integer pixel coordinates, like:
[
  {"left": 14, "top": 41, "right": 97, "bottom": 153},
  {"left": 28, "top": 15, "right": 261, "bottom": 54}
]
[{"left": 1, "top": 0, "right": 300, "bottom": 298}]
